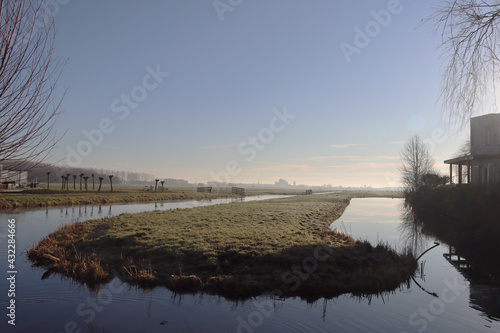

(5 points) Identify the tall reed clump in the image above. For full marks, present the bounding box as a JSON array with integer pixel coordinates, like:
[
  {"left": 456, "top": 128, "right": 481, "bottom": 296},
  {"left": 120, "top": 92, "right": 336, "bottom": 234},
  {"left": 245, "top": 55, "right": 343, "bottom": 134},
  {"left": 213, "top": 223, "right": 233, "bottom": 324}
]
[
  {"left": 121, "top": 258, "right": 156, "bottom": 288},
  {"left": 27, "top": 223, "right": 111, "bottom": 288}
]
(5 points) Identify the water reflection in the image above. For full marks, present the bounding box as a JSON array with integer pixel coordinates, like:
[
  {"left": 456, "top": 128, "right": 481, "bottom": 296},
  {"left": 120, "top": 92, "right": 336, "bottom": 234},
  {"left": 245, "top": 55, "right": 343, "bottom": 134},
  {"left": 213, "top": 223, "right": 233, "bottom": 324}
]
[
  {"left": 1, "top": 196, "right": 499, "bottom": 332},
  {"left": 470, "top": 284, "right": 500, "bottom": 320},
  {"left": 399, "top": 202, "right": 500, "bottom": 322},
  {"left": 398, "top": 204, "right": 430, "bottom": 257}
]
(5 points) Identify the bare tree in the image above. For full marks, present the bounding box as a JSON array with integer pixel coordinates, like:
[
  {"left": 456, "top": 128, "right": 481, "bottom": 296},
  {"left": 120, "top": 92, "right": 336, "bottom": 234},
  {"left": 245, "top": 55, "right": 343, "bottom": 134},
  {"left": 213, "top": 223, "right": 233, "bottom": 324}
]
[
  {"left": 455, "top": 138, "right": 471, "bottom": 157},
  {"left": 432, "top": 1, "right": 500, "bottom": 126},
  {"left": 0, "top": 1, "right": 64, "bottom": 168},
  {"left": 109, "top": 175, "right": 113, "bottom": 192},
  {"left": 399, "top": 135, "right": 435, "bottom": 191},
  {"left": 98, "top": 177, "right": 104, "bottom": 192}
]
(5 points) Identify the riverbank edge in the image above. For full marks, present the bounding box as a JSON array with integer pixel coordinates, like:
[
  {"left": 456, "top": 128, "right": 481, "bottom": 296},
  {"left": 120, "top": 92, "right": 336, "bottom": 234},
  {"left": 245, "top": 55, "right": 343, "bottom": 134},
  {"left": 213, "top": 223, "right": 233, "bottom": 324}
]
[
  {"left": 405, "top": 184, "right": 500, "bottom": 282},
  {"left": 0, "top": 191, "right": 234, "bottom": 210},
  {"left": 0, "top": 188, "right": 330, "bottom": 210},
  {"left": 0, "top": 190, "right": 402, "bottom": 211},
  {"left": 27, "top": 193, "right": 415, "bottom": 301}
]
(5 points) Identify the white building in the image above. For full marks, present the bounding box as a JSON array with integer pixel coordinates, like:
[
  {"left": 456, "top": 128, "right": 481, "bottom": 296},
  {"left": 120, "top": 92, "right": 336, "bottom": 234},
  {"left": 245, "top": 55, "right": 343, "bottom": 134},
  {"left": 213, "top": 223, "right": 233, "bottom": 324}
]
[{"left": 444, "top": 113, "right": 500, "bottom": 184}]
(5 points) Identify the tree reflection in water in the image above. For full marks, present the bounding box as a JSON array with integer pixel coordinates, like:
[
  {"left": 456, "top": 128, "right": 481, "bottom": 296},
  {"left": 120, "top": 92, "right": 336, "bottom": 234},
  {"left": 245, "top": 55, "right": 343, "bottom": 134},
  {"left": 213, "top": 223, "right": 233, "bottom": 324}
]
[{"left": 398, "top": 204, "right": 430, "bottom": 259}]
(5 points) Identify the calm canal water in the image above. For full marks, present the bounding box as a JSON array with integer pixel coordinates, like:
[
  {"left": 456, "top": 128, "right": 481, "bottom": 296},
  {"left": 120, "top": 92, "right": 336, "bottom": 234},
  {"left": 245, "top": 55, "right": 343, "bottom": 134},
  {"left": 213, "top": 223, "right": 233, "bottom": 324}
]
[{"left": 0, "top": 197, "right": 499, "bottom": 332}]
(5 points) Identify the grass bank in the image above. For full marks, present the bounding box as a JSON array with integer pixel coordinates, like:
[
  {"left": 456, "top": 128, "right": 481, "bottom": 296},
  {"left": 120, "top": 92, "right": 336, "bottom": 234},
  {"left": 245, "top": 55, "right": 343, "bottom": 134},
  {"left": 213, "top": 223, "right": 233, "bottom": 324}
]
[
  {"left": 405, "top": 184, "right": 500, "bottom": 281},
  {"left": 28, "top": 192, "right": 415, "bottom": 300},
  {"left": 0, "top": 185, "right": 327, "bottom": 210},
  {"left": 0, "top": 187, "right": 233, "bottom": 209}
]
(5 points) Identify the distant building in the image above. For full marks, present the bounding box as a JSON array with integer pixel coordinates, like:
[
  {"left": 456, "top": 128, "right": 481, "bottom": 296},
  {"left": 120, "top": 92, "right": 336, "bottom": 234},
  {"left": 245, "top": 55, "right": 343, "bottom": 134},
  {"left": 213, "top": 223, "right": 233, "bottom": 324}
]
[
  {"left": 274, "top": 178, "right": 289, "bottom": 187},
  {"left": 444, "top": 113, "right": 500, "bottom": 184},
  {"left": 0, "top": 165, "right": 29, "bottom": 188}
]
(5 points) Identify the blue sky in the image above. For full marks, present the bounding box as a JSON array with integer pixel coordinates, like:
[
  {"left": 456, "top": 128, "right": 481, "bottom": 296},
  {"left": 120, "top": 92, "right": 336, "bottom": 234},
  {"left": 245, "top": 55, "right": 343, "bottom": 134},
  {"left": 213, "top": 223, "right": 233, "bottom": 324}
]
[{"left": 47, "top": 0, "right": 471, "bottom": 187}]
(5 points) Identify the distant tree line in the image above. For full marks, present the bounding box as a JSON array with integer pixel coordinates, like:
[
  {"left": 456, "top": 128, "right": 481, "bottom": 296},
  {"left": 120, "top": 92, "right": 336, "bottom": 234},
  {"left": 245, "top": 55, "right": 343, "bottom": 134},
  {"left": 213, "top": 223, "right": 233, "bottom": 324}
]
[{"left": 1, "top": 161, "right": 191, "bottom": 186}]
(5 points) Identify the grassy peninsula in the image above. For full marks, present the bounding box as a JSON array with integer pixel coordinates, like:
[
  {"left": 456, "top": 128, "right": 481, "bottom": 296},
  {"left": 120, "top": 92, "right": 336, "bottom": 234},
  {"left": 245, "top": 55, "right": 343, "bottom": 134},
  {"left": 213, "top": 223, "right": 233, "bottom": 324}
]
[{"left": 28, "top": 192, "right": 415, "bottom": 300}]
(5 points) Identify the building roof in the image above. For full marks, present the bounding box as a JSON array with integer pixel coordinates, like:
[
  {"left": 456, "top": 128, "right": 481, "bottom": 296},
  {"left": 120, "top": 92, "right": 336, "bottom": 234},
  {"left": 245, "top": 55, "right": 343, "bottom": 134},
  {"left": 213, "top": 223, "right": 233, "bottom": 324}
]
[
  {"left": 444, "top": 154, "right": 500, "bottom": 164},
  {"left": 444, "top": 155, "right": 474, "bottom": 164},
  {"left": 471, "top": 113, "right": 500, "bottom": 121}
]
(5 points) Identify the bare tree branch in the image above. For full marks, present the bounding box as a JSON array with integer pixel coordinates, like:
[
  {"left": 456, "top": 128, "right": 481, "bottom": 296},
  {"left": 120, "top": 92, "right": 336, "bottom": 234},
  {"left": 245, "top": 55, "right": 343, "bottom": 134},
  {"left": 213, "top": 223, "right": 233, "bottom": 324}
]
[
  {"left": 399, "top": 135, "right": 434, "bottom": 191},
  {"left": 432, "top": 0, "right": 500, "bottom": 127},
  {"left": 0, "top": 0, "right": 64, "bottom": 170},
  {"left": 455, "top": 138, "right": 471, "bottom": 157}
]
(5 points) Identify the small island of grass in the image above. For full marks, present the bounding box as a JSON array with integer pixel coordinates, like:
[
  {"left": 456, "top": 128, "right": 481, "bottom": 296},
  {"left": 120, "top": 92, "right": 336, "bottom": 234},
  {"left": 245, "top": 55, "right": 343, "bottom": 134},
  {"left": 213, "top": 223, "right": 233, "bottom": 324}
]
[{"left": 28, "top": 192, "right": 415, "bottom": 301}]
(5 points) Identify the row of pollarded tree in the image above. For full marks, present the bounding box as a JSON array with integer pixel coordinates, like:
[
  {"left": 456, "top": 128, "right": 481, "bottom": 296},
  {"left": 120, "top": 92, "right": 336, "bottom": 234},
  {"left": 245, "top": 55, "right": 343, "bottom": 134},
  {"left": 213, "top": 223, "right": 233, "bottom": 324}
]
[
  {"left": 52, "top": 172, "right": 115, "bottom": 192},
  {"left": 153, "top": 179, "right": 166, "bottom": 192}
]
